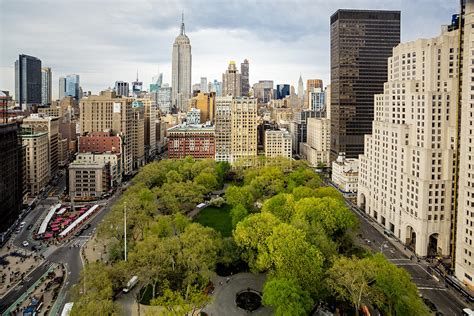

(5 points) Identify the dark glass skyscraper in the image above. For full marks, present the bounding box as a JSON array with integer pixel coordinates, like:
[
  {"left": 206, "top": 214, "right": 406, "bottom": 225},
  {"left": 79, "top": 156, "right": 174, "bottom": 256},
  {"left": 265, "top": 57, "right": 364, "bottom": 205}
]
[
  {"left": 15, "top": 54, "right": 42, "bottom": 110},
  {"left": 276, "top": 84, "right": 290, "bottom": 100},
  {"left": 241, "top": 59, "right": 250, "bottom": 96},
  {"left": 330, "top": 10, "right": 400, "bottom": 159}
]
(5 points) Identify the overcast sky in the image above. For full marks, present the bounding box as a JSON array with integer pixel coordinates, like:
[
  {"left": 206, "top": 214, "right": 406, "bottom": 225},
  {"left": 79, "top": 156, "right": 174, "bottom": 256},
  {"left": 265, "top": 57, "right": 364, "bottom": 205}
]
[{"left": 0, "top": 0, "right": 458, "bottom": 99}]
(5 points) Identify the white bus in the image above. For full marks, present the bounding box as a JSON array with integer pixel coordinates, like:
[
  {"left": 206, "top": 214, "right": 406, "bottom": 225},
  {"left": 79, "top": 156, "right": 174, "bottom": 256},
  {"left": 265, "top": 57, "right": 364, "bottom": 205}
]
[
  {"left": 123, "top": 275, "right": 138, "bottom": 293},
  {"left": 61, "top": 302, "right": 74, "bottom": 316}
]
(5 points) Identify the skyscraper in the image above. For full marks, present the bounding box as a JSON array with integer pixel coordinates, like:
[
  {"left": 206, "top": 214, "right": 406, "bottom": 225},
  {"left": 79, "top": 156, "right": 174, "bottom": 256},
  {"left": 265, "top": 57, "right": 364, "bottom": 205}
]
[
  {"left": 276, "top": 84, "right": 290, "bottom": 100},
  {"left": 215, "top": 96, "right": 232, "bottom": 162},
  {"left": 230, "top": 97, "right": 257, "bottom": 165},
  {"left": 157, "top": 84, "right": 172, "bottom": 114},
  {"left": 115, "top": 81, "right": 129, "bottom": 97},
  {"left": 200, "top": 77, "right": 208, "bottom": 93},
  {"left": 222, "top": 61, "right": 242, "bottom": 97},
  {"left": 241, "top": 59, "right": 250, "bottom": 96},
  {"left": 297, "top": 75, "right": 304, "bottom": 102},
  {"left": 59, "top": 77, "right": 66, "bottom": 100},
  {"left": 15, "top": 54, "right": 42, "bottom": 110},
  {"left": 330, "top": 9, "right": 400, "bottom": 159},
  {"left": 41, "top": 67, "right": 52, "bottom": 105},
  {"left": 64, "top": 74, "right": 80, "bottom": 99},
  {"left": 172, "top": 14, "right": 192, "bottom": 112}
]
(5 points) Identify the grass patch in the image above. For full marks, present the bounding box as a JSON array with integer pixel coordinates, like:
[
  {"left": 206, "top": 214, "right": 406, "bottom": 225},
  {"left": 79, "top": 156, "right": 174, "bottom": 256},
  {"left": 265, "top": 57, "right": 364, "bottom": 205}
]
[{"left": 195, "top": 204, "right": 233, "bottom": 237}]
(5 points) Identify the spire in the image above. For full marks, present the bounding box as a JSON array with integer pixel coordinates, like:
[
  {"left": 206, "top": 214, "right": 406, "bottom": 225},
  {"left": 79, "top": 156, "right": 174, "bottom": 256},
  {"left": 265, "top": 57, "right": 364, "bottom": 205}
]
[
  {"left": 180, "top": 11, "right": 185, "bottom": 35},
  {"left": 136, "top": 69, "right": 139, "bottom": 81}
]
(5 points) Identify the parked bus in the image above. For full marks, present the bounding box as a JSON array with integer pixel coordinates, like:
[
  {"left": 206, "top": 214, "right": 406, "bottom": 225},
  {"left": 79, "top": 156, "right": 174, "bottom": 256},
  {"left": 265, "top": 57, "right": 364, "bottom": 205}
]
[{"left": 123, "top": 276, "right": 139, "bottom": 293}]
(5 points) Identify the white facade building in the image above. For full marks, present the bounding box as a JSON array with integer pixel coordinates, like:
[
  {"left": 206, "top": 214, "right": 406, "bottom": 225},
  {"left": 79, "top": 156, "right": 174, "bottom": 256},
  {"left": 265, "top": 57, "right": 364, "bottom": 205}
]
[
  {"left": 300, "top": 117, "right": 330, "bottom": 166},
  {"left": 332, "top": 153, "right": 359, "bottom": 193},
  {"left": 358, "top": 24, "right": 458, "bottom": 257},
  {"left": 264, "top": 129, "right": 292, "bottom": 159}
]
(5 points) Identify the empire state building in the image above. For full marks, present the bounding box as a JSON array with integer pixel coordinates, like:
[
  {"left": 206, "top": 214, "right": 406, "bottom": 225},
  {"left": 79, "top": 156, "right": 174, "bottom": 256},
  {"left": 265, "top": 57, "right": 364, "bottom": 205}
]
[{"left": 171, "top": 14, "right": 192, "bottom": 112}]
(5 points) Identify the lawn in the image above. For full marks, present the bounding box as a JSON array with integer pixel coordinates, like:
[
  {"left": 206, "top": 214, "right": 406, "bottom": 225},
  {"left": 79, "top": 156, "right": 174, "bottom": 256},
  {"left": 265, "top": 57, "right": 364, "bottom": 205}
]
[{"left": 195, "top": 203, "right": 233, "bottom": 237}]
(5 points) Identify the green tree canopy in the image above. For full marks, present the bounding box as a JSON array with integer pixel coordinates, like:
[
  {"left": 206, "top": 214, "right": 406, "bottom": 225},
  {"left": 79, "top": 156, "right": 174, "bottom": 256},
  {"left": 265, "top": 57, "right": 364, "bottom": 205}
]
[{"left": 262, "top": 278, "right": 313, "bottom": 316}]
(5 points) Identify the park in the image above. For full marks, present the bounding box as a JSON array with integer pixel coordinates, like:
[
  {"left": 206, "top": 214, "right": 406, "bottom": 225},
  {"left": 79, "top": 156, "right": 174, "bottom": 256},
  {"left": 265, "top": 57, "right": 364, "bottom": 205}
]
[{"left": 69, "top": 157, "right": 430, "bottom": 316}]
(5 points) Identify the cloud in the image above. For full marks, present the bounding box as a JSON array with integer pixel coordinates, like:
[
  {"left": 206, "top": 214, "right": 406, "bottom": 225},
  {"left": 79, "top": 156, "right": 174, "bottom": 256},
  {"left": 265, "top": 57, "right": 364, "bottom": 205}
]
[{"left": 0, "top": 0, "right": 458, "bottom": 99}]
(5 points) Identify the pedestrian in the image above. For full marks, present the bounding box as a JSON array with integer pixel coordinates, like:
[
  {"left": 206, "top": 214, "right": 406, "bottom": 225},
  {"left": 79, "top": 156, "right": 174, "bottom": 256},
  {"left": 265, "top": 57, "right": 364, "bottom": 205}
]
[{"left": 226, "top": 277, "right": 230, "bottom": 283}]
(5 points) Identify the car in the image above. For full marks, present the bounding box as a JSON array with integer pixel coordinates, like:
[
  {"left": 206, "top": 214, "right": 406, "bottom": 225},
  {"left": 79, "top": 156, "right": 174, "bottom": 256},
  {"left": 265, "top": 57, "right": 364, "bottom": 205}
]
[
  {"left": 383, "top": 229, "right": 393, "bottom": 237},
  {"left": 83, "top": 224, "right": 91, "bottom": 230},
  {"left": 22, "top": 241, "right": 29, "bottom": 247},
  {"left": 26, "top": 224, "right": 33, "bottom": 231},
  {"left": 19, "top": 221, "right": 26, "bottom": 228},
  {"left": 422, "top": 298, "right": 437, "bottom": 312}
]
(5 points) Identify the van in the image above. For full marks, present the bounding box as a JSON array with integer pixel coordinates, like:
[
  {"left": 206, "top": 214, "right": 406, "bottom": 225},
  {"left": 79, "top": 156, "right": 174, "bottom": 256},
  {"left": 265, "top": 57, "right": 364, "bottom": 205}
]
[{"left": 383, "top": 229, "right": 393, "bottom": 237}]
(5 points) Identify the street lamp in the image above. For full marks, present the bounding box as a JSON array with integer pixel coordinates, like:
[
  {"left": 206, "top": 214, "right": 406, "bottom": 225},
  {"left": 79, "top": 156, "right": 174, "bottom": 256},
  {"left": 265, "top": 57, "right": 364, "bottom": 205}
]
[{"left": 124, "top": 202, "right": 127, "bottom": 262}]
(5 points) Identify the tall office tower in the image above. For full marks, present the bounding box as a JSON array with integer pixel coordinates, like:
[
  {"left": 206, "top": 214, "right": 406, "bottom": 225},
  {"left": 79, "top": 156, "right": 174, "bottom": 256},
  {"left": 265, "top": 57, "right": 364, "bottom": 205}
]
[
  {"left": 115, "top": 81, "right": 129, "bottom": 97},
  {"left": 222, "top": 61, "right": 242, "bottom": 97},
  {"left": 200, "top": 77, "right": 208, "bottom": 93},
  {"left": 276, "top": 84, "right": 290, "bottom": 100},
  {"left": 304, "top": 79, "right": 323, "bottom": 108},
  {"left": 309, "top": 87, "right": 325, "bottom": 114},
  {"left": 358, "top": 22, "right": 458, "bottom": 258},
  {"left": 63, "top": 74, "right": 80, "bottom": 99},
  {"left": 132, "top": 72, "right": 143, "bottom": 97},
  {"left": 22, "top": 114, "right": 59, "bottom": 177},
  {"left": 157, "top": 84, "right": 172, "bottom": 114},
  {"left": 231, "top": 97, "right": 257, "bottom": 165},
  {"left": 253, "top": 80, "right": 274, "bottom": 104},
  {"left": 215, "top": 96, "right": 233, "bottom": 162},
  {"left": 0, "top": 122, "right": 23, "bottom": 234},
  {"left": 456, "top": 0, "right": 474, "bottom": 287},
  {"left": 264, "top": 129, "right": 292, "bottom": 159},
  {"left": 59, "top": 77, "right": 66, "bottom": 100},
  {"left": 298, "top": 75, "right": 304, "bottom": 102},
  {"left": 135, "top": 99, "right": 156, "bottom": 160},
  {"left": 21, "top": 127, "right": 50, "bottom": 195},
  {"left": 15, "top": 54, "right": 42, "bottom": 110},
  {"left": 330, "top": 9, "right": 400, "bottom": 159},
  {"left": 150, "top": 73, "right": 163, "bottom": 92},
  {"left": 211, "top": 80, "right": 222, "bottom": 96},
  {"left": 41, "top": 67, "right": 52, "bottom": 105},
  {"left": 80, "top": 91, "right": 135, "bottom": 175},
  {"left": 172, "top": 14, "right": 192, "bottom": 112},
  {"left": 131, "top": 102, "right": 145, "bottom": 168},
  {"left": 300, "top": 117, "right": 331, "bottom": 167},
  {"left": 241, "top": 59, "right": 250, "bottom": 96}
]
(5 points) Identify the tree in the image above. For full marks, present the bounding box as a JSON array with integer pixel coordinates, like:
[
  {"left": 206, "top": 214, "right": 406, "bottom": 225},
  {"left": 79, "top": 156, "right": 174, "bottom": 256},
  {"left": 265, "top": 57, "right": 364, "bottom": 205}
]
[
  {"left": 293, "top": 197, "right": 357, "bottom": 239},
  {"left": 209, "top": 196, "right": 225, "bottom": 207},
  {"left": 194, "top": 172, "right": 218, "bottom": 193},
  {"left": 225, "top": 185, "right": 255, "bottom": 209},
  {"left": 261, "top": 193, "right": 295, "bottom": 222},
  {"left": 262, "top": 278, "right": 313, "bottom": 316},
  {"left": 230, "top": 204, "right": 248, "bottom": 228},
  {"left": 291, "top": 186, "right": 315, "bottom": 201},
  {"left": 371, "top": 254, "right": 429, "bottom": 316},
  {"left": 327, "top": 256, "right": 376, "bottom": 316},
  {"left": 151, "top": 282, "right": 211, "bottom": 316},
  {"left": 233, "top": 213, "right": 281, "bottom": 270},
  {"left": 257, "top": 223, "right": 324, "bottom": 293}
]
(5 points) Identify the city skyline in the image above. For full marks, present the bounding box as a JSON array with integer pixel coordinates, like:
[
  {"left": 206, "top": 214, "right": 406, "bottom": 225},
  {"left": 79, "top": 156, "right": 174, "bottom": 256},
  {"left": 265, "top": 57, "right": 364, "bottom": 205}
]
[{"left": 0, "top": 0, "right": 456, "bottom": 99}]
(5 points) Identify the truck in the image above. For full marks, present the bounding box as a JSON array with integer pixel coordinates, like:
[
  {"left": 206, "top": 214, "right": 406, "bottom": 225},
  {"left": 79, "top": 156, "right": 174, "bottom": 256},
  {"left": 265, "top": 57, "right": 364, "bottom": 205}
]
[{"left": 123, "top": 275, "right": 139, "bottom": 293}]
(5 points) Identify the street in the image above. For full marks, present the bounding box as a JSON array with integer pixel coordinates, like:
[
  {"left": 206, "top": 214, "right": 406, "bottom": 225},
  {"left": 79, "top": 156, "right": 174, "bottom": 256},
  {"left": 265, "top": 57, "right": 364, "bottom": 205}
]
[
  {"left": 0, "top": 173, "right": 124, "bottom": 315},
  {"left": 352, "top": 204, "right": 470, "bottom": 315}
]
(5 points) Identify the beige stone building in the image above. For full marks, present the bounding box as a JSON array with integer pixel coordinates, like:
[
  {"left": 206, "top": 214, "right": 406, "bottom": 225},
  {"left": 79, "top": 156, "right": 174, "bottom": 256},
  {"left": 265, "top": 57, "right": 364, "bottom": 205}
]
[
  {"left": 139, "top": 98, "right": 157, "bottom": 159},
  {"left": 332, "top": 153, "right": 359, "bottom": 194},
  {"left": 358, "top": 24, "right": 459, "bottom": 258},
  {"left": 21, "top": 129, "right": 50, "bottom": 195},
  {"left": 68, "top": 161, "right": 109, "bottom": 199},
  {"left": 456, "top": 0, "right": 474, "bottom": 288},
  {"left": 132, "top": 104, "right": 145, "bottom": 169},
  {"left": 264, "top": 129, "right": 292, "bottom": 159},
  {"left": 215, "top": 96, "right": 233, "bottom": 162},
  {"left": 231, "top": 97, "right": 257, "bottom": 164},
  {"left": 76, "top": 152, "right": 122, "bottom": 187},
  {"left": 188, "top": 92, "right": 216, "bottom": 123},
  {"left": 222, "top": 61, "right": 242, "bottom": 97},
  {"left": 80, "top": 91, "right": 134, "bottom": 175},
  {"left": 300, "top": 117, "right": 331, "bottom": 166},
  {"left": 22, "top": 114, "right": 59, "bottom": 176}
]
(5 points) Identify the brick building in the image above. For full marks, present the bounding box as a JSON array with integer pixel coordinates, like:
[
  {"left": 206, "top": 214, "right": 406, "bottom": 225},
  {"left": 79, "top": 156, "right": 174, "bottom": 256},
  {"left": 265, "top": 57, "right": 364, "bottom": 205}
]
[
  {"left": 167, "top": 124, "right": 215, "bottom": 159},
  {"left": 78, "top": 131, "right": 121, "bottom": 154}
]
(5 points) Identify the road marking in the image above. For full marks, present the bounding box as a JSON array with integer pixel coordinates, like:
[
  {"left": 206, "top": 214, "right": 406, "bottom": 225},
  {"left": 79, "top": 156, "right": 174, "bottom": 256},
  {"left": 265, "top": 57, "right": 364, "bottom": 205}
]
[{"left": 417, "top": 287, "right": 447, "bottom": 290}]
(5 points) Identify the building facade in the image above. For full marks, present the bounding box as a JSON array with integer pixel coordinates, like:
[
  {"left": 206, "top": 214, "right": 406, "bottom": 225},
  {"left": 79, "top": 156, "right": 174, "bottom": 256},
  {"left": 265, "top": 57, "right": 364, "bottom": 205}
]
[
  {"left": 300, "top": 117, "right": 331, "bottom": 166},
  {"left": 157, "top": 84, "right": 172, "bottom": 114},
  {"left": 79, "top": 132, "right": 122, "bottom": 154},
  {"left": 76, "top": 152, "right": 122, "bottom": 187},
  {"left": 230, "top": 97, "right": 257, "bottom": 164},
  {"left": 41, "top": 67, "right": 52, "bottom": 105},
  {"left": 215, "top": 96, "right": 232, "bottom": 162},
  {"left": 0, "top": 123, "right": 23, "bottom": 234},
  {"left": 241, "top": 59, "right": 250, "bottom": 96},
  {"left": 167, "top": 124, "right": 215, "bottom": 159},
  {"left": 276, "top": 84, "right": 290, "bottom": 100},
  {"left": 65, "top": 75, "right": 80, "bottom": 100},
  {"left": 222, "top": 61, "right": 242, "bottom": 97},
  {"left": 21, "top": 129, "right": 50, "bottom": 195},
  {"left": 172, "top": 15, "right": 192, "bottom": 112},
  {"left": 332, "top": 153, "right": 359, "bottom": 194},
  {"left": 264, "top": 129, "right": 292, "bottom": 159},
  {"left": 358, "top": 26, "right": 458, "bottom": 258},
  {"left": 68, "top": 161, "right": 109, "bottom": 199},
  {"left": 330, "top": 9, "right": 400, "bottom": 159},
  {"left": 15, "top": 54, "right": 42, "bottom": 110},
  {"left": 115, "top": 81, "right": 129, "bottom": 97}
]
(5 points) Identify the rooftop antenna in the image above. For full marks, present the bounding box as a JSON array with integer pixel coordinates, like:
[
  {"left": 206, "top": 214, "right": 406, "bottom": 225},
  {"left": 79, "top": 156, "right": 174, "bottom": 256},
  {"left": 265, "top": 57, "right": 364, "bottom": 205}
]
[{"left": 180, "top": 11, "right": 185, "bottom": 35}]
